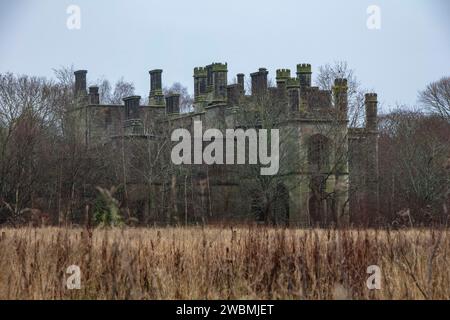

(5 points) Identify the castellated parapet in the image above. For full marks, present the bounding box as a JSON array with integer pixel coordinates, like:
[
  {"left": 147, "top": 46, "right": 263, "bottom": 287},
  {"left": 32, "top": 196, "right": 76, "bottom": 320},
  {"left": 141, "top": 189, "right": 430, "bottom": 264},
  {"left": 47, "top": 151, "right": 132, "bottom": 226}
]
[
  {"left": 297, "top": 63, "right": 312, "bottom": 87},
  {"left": 276, "top": 69, "right": 291, "bottom": 81}
]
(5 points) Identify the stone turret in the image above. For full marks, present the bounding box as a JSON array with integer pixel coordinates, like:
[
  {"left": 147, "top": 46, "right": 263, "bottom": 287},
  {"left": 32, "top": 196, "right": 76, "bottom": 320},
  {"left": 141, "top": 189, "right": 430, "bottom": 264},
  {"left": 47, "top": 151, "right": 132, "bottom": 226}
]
[
  {"left": 333, "top": 78, "right": 348, "bottom": 118},
  {"left": 149, "top": 69, "right": 165, "bottom": 105},
  {"left": 250, "top": 68, "right": 268, "bottom": 97},
  {"left": 194, "top": 67, "right": 207, "bottom": 103},
  {"left": 74, "top": 70, "right": 87, "bottom": 98},
  {"left": 211, "top": 63, "right": 228, "bottom": 101},
  {"left": 297, "top": 64, "right": 312, "bottom": 87},
  {"left": 276, "top": 69, "right": 291, "bottom": 98}
]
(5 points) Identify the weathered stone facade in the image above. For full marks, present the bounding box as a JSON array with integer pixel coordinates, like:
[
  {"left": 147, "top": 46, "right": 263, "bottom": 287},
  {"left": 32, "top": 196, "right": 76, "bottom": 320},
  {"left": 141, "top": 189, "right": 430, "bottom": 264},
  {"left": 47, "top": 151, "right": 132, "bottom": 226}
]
[{"left": 69, "top": 62, "right": 379, "bottom": 226}]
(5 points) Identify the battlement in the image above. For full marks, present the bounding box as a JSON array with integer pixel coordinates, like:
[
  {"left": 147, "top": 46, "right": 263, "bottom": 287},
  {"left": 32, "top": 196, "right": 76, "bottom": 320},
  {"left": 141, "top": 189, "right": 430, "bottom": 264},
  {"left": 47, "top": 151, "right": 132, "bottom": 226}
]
[
  {"left": 334, "top": 78, "right": 348, "bottom": 87},
  {"left": 211, "top": 62, "right": 228, "bottom": 72},
  {"left": 286, "top": 77, "right": 300, "bottom": 88},
  {"left": 333, "top": 78, "right": 348, "bottom": 96},
  {"left": 365, "top": 93, "right": 378, "bottom": 101},
  {"left": 194, "top": 67, "right": 207, "bottom": 77},
  {"left": 276, "top": 69, "right": 291, "bottom": 80},
  {"left": 297, "top": 63, "right": 312, "bottom": 74},
  {"left": 297, "top": 63, "right": 312, "bottom": 87}
]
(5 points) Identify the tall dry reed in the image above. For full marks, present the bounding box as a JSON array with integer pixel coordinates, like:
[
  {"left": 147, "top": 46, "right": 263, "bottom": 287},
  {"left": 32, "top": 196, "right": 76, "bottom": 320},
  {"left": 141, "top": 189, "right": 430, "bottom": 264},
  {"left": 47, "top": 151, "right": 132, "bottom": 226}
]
[{"left": 0, "top": 227, "right": 448, "bottom": 300}]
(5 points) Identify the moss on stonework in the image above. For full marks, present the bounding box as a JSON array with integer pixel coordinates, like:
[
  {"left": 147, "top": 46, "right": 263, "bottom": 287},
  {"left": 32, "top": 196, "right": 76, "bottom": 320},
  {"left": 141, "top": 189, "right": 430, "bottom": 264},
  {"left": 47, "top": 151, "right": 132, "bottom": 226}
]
[
  {"left": 276, "top": 69, "right": 291, "bottom": 80},
  {"left": 286, "top": 77, "right": 300, "bottom": 88},
  {"left": 194, "top": 95, "right": 206, "bottom": 103},
  {"left": 325, "top": 175, "right": 336, "bottom": 193},
  {"left": 194, "top": 67, "right": 207, "bottom": 77},
  {"left": 150, "top": 90, "right": 163, "bottom": 96},
  {"left": 211, "top": 63, "right": 227, "bottom": 72},
  {"left": 297, "top": 63, "right": 312, "bottom": 74}
]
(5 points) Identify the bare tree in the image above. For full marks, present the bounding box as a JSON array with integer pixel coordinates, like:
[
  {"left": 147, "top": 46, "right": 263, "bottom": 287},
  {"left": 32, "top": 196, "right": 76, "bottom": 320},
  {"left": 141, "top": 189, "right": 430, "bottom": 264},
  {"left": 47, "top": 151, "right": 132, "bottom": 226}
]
[
  {"left": 111, "top": 78, "right": 135, "bottom": 104},
  {"left": 419, "top": 77, "right": 450, "bottom": 121},
  {"left": 53, "top": 65, "right": 75, "bottom": 89},
  {"left": 378, "top": 109, "right": 450, "bottom": 224},
  {"left": 0, "top": 73, "right": 66, "bottom": 224},
  {"left": 316, "top": 61, "right": 366, "bottom": 127},
  {"left": 95, "top": 77, "right": 135, "bottom": 104}
]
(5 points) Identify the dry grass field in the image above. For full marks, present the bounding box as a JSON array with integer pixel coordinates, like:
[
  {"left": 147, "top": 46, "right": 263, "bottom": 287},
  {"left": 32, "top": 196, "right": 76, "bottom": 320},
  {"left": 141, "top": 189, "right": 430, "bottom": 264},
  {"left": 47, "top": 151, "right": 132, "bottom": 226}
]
[{"left": 0, "top": 227, "right": 449, "bottom": 300}]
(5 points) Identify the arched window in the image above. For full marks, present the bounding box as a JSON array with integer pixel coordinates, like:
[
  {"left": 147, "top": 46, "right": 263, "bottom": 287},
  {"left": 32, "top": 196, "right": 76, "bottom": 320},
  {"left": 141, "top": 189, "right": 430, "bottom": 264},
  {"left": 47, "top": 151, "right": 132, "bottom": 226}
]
[{"left": 308, "top": 134, "right": 330, "bottom": 171}]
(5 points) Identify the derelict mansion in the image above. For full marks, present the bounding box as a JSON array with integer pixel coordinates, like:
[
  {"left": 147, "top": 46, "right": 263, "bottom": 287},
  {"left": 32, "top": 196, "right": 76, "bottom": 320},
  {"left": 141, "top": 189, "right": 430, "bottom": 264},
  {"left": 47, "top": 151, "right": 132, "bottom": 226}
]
[{"left": 69, "top": 62, "right": 379, "bottom": 226}]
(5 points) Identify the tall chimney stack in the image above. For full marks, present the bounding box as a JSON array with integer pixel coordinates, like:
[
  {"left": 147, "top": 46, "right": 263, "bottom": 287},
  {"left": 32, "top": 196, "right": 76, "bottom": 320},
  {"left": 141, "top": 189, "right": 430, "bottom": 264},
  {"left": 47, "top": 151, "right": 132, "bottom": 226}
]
[
  {"left": 250, "top": 68, "right": 268, "bottom": 97},
  {"left": 123, "top": 95, "right": 141, "bottom": 120},
  {"left": 123, "top": 95, "right": 143, "bottom": 135},
  {"left": 166, "top": 94, "right": 180, "bottom": 115},
  {"left": 74, "top": 70, "right": 88, "bottom": 97},
  {"left": 149, "top": 69, "right": 164, "bottom": 105},
  {"left": 365, "top": 93, "right": 378, "bottom": 131},
  {"left": 88, "top": 86, "right": 100, "bottom": 104},
  {"left": 237, "top": 73, "right": 245, "bottom": 93},
  {"left": 227, "top": 84, "right": 242, "bottom": 107}
]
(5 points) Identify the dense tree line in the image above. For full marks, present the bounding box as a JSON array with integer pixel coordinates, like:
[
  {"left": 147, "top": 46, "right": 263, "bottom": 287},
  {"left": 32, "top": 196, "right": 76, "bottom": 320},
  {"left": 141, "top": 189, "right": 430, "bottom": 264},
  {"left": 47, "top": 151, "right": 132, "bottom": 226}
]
[{"left": 0, "top": 66, "right": 448, "bottom": 227}]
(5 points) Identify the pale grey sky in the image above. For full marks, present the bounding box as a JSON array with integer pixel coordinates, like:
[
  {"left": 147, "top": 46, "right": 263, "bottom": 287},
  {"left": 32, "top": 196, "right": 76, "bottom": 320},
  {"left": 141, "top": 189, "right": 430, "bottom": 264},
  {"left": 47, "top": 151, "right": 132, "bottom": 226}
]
[{"left": 0, "top": 0, "right": 449, "bottom": 112}]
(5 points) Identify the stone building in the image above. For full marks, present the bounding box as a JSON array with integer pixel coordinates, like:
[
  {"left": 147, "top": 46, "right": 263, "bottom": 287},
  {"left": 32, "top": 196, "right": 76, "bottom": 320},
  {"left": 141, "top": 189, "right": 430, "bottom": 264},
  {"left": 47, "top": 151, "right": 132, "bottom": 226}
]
[{"left": 68, "top": 62, "right": 379, "bottom": 226}]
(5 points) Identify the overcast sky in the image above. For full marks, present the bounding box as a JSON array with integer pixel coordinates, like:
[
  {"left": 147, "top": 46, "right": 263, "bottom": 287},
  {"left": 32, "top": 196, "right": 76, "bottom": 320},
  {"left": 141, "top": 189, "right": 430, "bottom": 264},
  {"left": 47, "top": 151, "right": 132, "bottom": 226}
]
[{"left": 0, "top": 0, "right": 449, "bottom": 112}]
